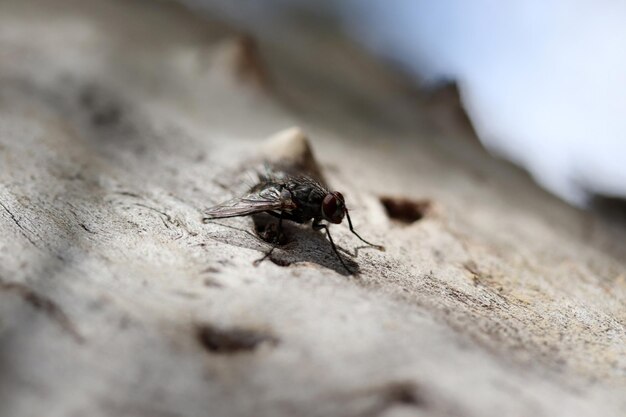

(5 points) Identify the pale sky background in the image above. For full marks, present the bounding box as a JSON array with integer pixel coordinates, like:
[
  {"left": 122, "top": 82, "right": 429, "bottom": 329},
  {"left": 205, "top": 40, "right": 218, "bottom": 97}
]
[{"left": 191, "top": 0, "right": 626, "bottom": 205}]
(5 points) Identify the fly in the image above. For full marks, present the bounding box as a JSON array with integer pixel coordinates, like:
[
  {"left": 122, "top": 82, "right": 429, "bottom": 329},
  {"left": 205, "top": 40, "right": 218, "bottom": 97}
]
[{"left": 203, "top": 169, "right": 384, "bottom": 273}]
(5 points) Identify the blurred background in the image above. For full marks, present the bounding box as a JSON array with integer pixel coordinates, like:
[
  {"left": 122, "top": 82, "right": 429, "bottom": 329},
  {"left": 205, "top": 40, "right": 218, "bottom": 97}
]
[{"left": 186, "top": 0, "right": 626, "bottom": 206}]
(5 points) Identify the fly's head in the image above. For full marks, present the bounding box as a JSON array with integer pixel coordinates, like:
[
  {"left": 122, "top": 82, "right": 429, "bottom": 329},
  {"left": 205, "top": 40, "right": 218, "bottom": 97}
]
[{"left": 322, "top": 191, "right": 346, "bottom": 224}]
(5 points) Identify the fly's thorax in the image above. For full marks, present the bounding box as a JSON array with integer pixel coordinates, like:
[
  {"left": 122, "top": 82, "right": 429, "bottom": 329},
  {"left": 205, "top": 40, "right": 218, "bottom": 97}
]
[{"left": 283, "top": 179, "right": 326, "bottom": 220}]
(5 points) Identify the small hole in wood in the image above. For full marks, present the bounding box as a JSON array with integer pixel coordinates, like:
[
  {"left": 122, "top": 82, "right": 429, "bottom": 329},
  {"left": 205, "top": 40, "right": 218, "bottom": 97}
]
[
  {"left": 380, "top": 197, "right": 431, "bottom": 224},
  {"left": 196, "top": 324, "right": 278, "bottom": 354}
]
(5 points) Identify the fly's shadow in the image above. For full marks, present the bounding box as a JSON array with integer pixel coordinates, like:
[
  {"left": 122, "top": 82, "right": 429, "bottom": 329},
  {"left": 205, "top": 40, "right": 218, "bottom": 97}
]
[
  {"left": 252, "top": 213, "right": 359, "bottom": 275},
  {"left": 205, "top": 214, "right": 358, "bottom": 276}
]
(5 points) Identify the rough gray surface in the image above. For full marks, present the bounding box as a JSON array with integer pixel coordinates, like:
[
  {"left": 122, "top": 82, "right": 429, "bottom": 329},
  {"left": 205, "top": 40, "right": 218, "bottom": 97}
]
[{"left": 0, "top": 1, "right": 625, "bottom": 416}]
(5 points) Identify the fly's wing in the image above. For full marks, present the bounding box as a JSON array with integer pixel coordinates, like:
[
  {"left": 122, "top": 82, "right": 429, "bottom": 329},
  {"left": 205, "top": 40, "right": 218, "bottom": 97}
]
[{"left": 203, "top": 183, "right": 295, "bottom": 219}]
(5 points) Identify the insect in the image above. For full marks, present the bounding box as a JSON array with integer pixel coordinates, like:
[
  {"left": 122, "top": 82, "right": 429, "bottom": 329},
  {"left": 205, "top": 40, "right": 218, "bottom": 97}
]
[{"left": 203, "top": 169, "right": 384, "bottom": 273}]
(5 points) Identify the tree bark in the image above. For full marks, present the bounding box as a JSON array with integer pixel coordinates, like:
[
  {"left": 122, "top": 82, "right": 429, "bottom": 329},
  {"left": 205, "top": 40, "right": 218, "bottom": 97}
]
[{"left": 0, "top": 1, "right": 625, "bottom": 416}]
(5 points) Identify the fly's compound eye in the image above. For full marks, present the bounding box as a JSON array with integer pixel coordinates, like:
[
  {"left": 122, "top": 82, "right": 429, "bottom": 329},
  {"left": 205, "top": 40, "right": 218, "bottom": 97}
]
[{"left": 322, "top": 192, "right": 345, "bottom": 224}]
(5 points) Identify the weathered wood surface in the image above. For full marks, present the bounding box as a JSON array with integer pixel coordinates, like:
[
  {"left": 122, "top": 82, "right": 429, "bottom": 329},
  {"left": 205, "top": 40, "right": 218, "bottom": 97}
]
[{"left": 0, "top": 1, "right": 625, "bottom": 416}]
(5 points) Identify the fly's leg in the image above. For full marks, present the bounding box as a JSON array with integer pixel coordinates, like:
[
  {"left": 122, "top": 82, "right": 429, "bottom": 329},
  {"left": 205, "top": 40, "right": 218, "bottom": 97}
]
[
  {"left": 255, "top": 207, "right": 303, "bottom": 266},
  {"left": 264, "top": 209, "right": 308, "bottom": 242},
  {"left": 253, "top": 211, "right": 284, "bottom": 266},
  {"left": 313, "top": 221, "right": 353, "bottom": 274},
  {"left": 345, "top": 210, "right": 385, "bottom": 251},
  {"left": 253, "top": 245, "right": 277, "bottom": 266}
]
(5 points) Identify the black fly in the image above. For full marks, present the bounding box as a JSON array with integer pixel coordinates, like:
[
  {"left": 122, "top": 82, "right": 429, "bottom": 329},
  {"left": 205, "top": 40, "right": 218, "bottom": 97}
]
[{"left": 203, "top": 169, "right": 384, "bottom": 273}]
